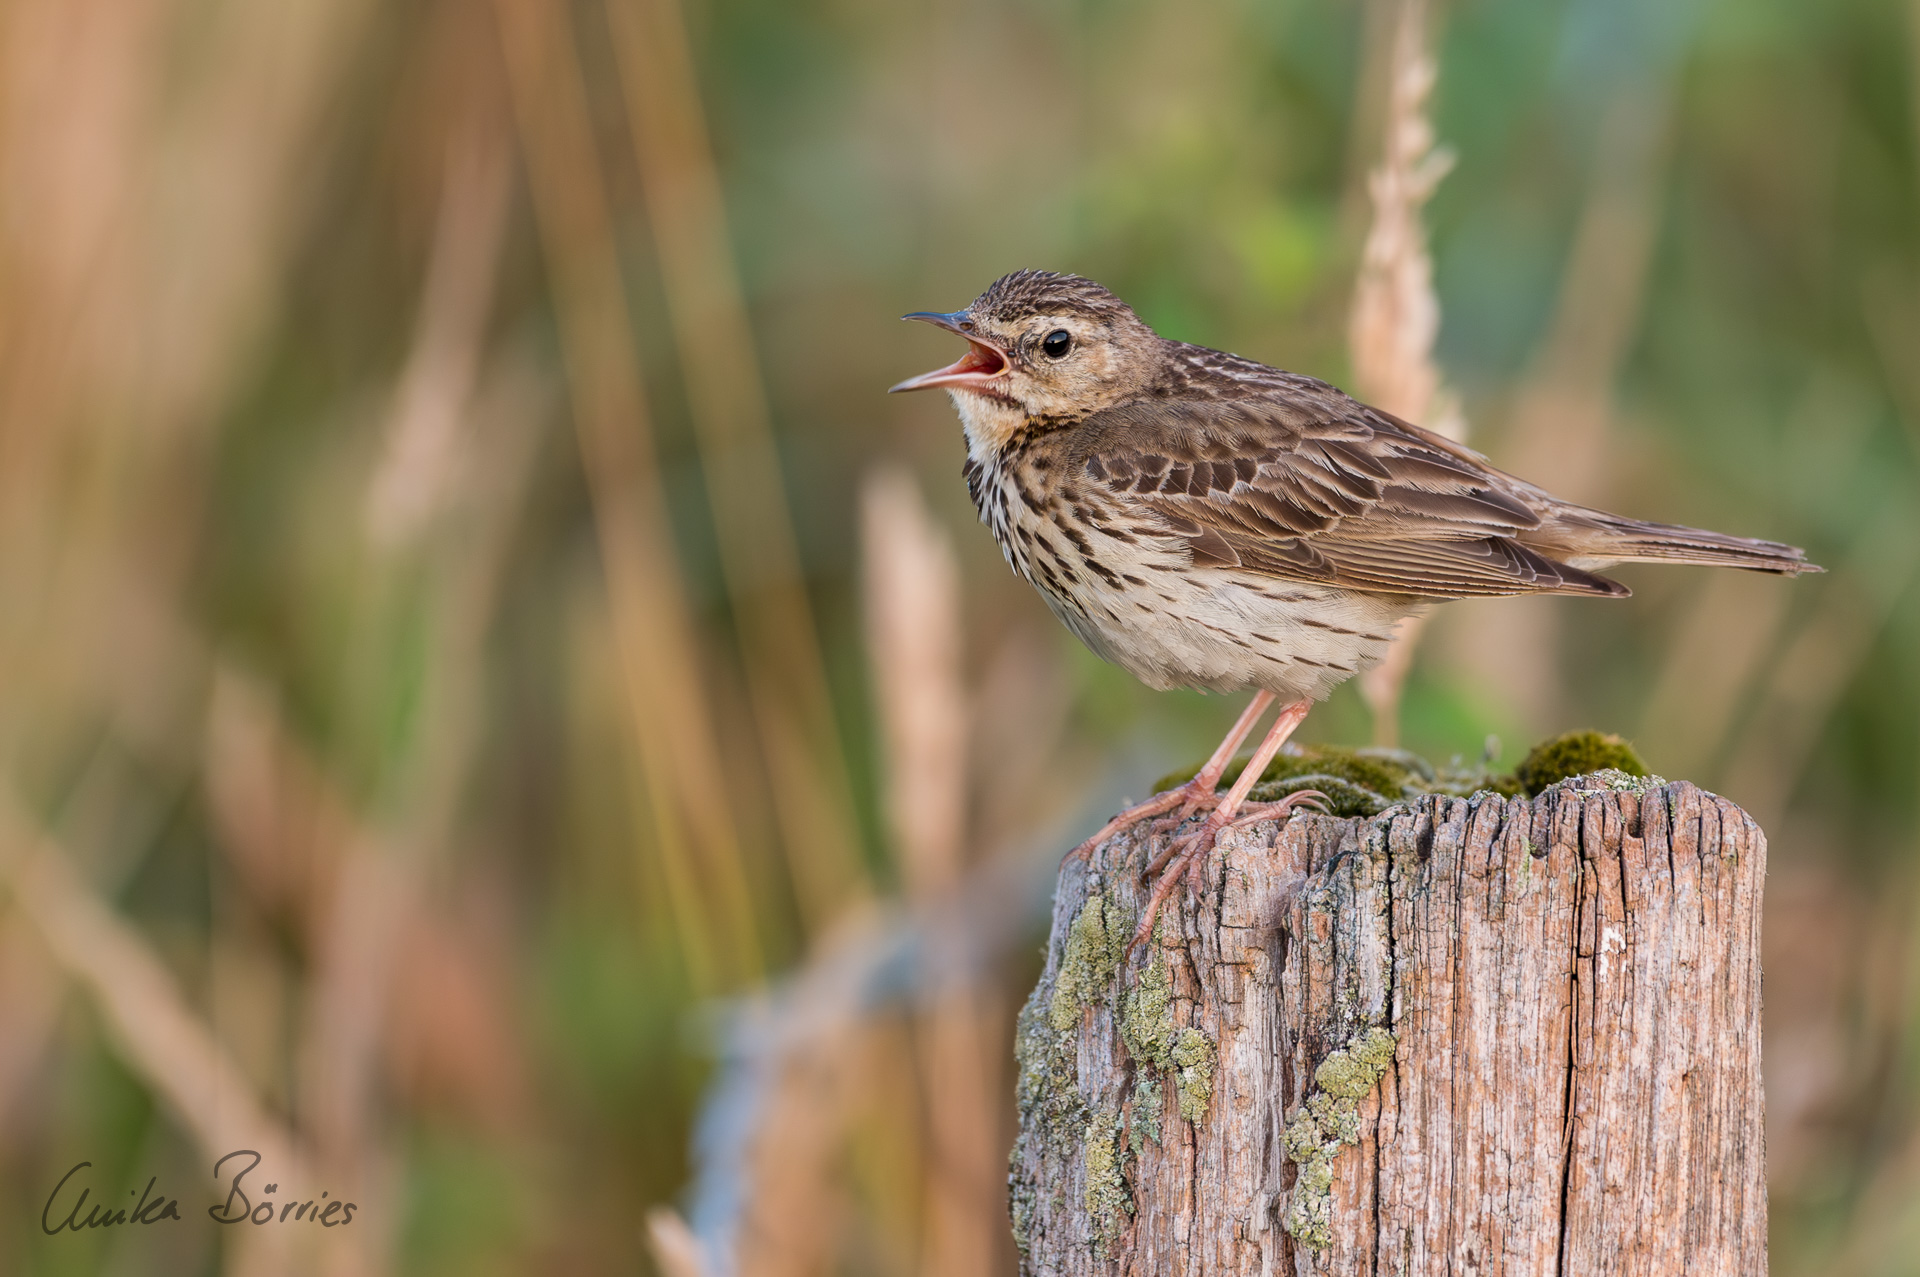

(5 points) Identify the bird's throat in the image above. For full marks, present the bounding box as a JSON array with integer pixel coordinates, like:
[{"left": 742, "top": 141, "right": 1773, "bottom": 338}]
[{"left": 950, "top": 388, "right": 1030, "bottom": 465}]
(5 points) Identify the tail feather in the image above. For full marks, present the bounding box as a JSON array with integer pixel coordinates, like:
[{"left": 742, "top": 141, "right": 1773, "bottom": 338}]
[{"left": 1548, "top": 512, "right": 1822, "bottom": 577}]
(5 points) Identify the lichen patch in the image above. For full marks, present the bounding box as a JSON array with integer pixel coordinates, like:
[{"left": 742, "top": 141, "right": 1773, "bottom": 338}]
[
  {"left": 1172, "top": 1026, "right": 1216, "bottom": 1121},
  {"left": 1049, "top": 889, "right": 1131, "bottom": 1032},
  {"left": 1119, "top": 936, "right": 1174, "bottom": 1065},
  {"left": 1082, "top": 1108, "right": 1132, "bottom": 1251},
  {"left": 1282, "top": 1026, "right": 1397, "bottom": 1252},
  {"left": 1128, "top": 1073, "right": 1163, "bottom": 1156},
  {"left": 1115, "top": 928, "right": 1219, "bottom": 1128}
]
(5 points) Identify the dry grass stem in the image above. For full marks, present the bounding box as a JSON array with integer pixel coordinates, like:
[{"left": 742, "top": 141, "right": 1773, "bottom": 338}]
[
  {"left": 0, "top": 794, "right": 308, "bottom": 1276},
  {"left": 861, "top": 468, "right": 1003, "bottom": 1275},
  {"left": 862, "top": 469, "right": 967, "bottom": 896},
  {"left": 366, "top": 123, "right": 516, "bottom": 548},
  {"left": 494, "top": 0, "right": 762, "bottom": 991},
  {"left": 1348, "top": 0, "right": 1457, "bottom": 437},
  {"left": 610, "top": 0, "right": 872, "bottom": 930}
]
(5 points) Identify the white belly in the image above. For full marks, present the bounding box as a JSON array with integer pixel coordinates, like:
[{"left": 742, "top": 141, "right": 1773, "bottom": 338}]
[{"left": 1039, "top": 565, "right": 1412, "bottom": 699}]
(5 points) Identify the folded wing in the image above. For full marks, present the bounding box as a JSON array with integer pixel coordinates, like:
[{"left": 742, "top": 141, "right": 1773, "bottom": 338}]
[{"left": 1072, "top": 388, "right": 1812, "bottom": 599}]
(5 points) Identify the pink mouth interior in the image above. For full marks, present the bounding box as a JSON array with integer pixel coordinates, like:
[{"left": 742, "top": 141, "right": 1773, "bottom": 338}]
[{"left": 954, "top": 340, "right": 1007, "bottom": 379}]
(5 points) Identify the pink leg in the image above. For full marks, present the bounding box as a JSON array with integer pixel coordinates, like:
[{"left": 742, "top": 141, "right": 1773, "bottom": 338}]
[
  {"left": 1063, "top": 690, "right": 1276, "bottom": 863},
  {"left": 1134, "top": 698, "right": 1314, "bottom": 946}
]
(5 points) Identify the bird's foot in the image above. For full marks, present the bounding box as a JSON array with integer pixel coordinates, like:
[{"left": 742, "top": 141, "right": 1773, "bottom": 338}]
[
  {"left": 1130, "top": 790, "right": 1324, "bottom": 948},
  {"left": 1062, "top": 777, "right": 1220, "bottom": 865},
  {"left": 1146, "top": 784, "right": 1228, "bottom": 835},
  {"left": 1224, "top": 789, "right": 1331, "bottom": 829},
  {"left": 1131, "top": 818, "right": 1221, "bottom": 948}
]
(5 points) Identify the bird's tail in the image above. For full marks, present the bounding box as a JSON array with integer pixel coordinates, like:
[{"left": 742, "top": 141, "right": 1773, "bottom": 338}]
[{"left": 1549, "top": 511, "right": 1822, "bottom": 577}]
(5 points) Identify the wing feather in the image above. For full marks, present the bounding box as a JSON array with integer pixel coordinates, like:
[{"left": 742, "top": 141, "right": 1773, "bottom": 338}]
[{"left": 1070, "top": 393, "right": 1628, "bottom": 599}]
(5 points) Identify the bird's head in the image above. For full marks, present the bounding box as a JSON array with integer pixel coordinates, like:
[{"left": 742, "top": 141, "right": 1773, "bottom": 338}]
[{"left": 890, "top": 271, "right": 1160, "bottom": 439}]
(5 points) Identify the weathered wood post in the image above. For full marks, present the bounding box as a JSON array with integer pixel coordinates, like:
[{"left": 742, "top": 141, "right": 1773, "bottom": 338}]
[{"left": 1010, "top": 773, "right": 1767, "bottom": 1275}]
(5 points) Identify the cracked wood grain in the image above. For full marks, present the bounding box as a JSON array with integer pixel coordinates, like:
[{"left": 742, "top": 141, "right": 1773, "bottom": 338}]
[{"left": 1009, "top": 777, "right": 1766, "bottom": 1275}]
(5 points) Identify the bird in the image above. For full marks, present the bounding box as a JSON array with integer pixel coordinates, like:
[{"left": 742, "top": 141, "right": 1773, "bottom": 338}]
[{"left": 890, "top": 270, "right": 1818, "bottom": 944}]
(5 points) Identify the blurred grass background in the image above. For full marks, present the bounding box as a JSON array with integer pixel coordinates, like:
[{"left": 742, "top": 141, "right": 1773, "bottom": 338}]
[{"left": 0, "top": 0, "right": 1916, "bottom": 1272}]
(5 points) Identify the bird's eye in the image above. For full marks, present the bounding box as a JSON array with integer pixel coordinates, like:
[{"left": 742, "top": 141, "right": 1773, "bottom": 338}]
[{"left": 1042, "top": 329, "right": 1072, "bottom": 359}]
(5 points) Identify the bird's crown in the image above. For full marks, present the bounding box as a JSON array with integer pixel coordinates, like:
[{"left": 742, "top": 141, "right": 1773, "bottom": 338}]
[{"left": 970, "top": 270, "right": 1136, "bottom": 326}]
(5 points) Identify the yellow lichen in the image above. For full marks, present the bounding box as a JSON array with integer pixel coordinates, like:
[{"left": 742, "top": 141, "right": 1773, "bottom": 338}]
[
  {"left": 1048, "top": 890, "right": 1131, "bottom": 1032},
  {"left": 1283, "top": 1026, "right": 1397, "bottom": 1252},
  {"left": 1014, "top": 985, "right": 1082, "bottom": 1144},
  {"left": 1312, "top": 1027, "right": 1396, "bottom": 1097},
  {"left": 1172, "top": 1026, "right": 1216, "bottom": 1122},
  {"left": 1119, "top": 935, "right": 1173, "bottom": 1061},
  {"left": 1082, "top": 1109, "right": 1131, "bottom": 1251},
  {"left": 1117, "top": 932, "right": 1217, "bottom": 1125}
]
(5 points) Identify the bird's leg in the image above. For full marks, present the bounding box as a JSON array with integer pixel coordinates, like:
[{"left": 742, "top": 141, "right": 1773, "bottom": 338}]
[
  {"left": 1063, "top": 690, "right": 1276, "bottom": 864},
  {"left": 1138, "top": 698, "right": 1310, "bottom": 881},
  {"left": 1134, "top": 698, "right": 1312, "bottom": 946},
  {"left": 1145, "top": 689, "right": 1281, "bottom": 833}
]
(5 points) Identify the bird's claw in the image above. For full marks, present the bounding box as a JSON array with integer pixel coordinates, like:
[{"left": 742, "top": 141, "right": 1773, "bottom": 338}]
[
  {"left": 1225, "top": 788, "right": 1331, "bottom": 829},
  {"left": 1131, "top": 789, "right": 1329, "bottom": 947},
  {"left": 1130, "top": 820, "right": 1223, "bottom": 947}
]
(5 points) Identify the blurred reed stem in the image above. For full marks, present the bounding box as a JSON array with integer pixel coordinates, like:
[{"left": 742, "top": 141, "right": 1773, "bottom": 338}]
[
  {"left": 494, "top": 0, "right": 762, "bottom": 992},
  {"left": 293, "top": 109, "right": 542, "bottom": 1277},
  {"left": 862, "top": 468, "right": 1003, "bottom": 1277},
  {"left": 0, "top": 793, "right": 309, "bottom": 1277},
  {"left": 608, "top": 0, "right": 873, "bottom": 933}
]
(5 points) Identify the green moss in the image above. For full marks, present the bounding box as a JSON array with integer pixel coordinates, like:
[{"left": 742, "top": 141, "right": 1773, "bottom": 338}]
[
  {"left": 1282, "top": 1027, "right": 1397, "bottom": 1252},
  {"left": 1150, "top": 729, "right": 1662, "bottom": 816},
  {"left": 1266, "top": 746, "right": 1412, "bottom": 797},
  {"left": 1247, "top": 772, "right": 1395, "bottom": 817},
  {"left": 1048, "top": 891, "right": 1131, "bottom": 1032},
  {"left": 1153, "top": 740, "right": 1534, "bottom": 818},
  {"left": 1082, "top": 1109, "right": 1132, "bottom": 1250},
  {"left": 1156, "top": 744, "right": 1417, "bottom": 807},
  {"left": 1512, "top": 730, "right": 1648, "bottom": 796}
]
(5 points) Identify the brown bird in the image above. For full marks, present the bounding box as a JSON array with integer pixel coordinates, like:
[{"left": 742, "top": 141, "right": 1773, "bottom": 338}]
[{"left": 891, "top": 270, "right": 1817, "bottom": 942}]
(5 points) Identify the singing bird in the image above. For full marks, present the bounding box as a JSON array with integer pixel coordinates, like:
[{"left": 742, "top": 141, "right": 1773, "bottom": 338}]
[{"left": 891, "top": 270, "right": 1817, "bottom": 941}]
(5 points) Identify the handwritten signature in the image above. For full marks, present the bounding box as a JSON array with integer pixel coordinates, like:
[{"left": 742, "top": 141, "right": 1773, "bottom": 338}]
[{"left": 42, "top": 1150, "right": 358, "bottom": 1234}]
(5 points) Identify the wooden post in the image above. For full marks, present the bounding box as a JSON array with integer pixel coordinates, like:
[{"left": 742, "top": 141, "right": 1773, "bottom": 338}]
[{"left": 1009, "top": 775, "right": 1767, "bottom": 1275}]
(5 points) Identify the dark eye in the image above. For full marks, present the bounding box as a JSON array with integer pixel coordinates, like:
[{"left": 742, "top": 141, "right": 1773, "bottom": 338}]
[{"left": 1042, "top": 329, "right": 1072, "bottom": 359}]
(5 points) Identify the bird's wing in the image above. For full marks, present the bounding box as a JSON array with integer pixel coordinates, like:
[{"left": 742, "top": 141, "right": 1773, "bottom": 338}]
[{"left": 1070, "top": 389, "right": 1630, "bottom": 599}]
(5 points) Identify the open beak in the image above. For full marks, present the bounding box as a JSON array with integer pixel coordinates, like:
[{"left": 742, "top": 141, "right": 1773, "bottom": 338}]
[{"left": 889, "top": 310, "right": 1011, "bottom": 394}]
